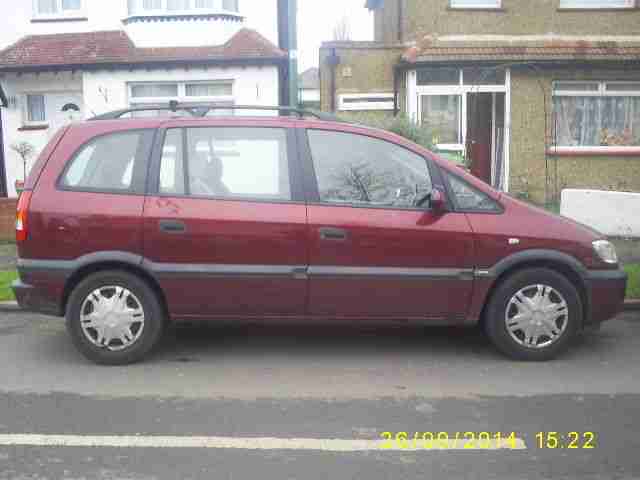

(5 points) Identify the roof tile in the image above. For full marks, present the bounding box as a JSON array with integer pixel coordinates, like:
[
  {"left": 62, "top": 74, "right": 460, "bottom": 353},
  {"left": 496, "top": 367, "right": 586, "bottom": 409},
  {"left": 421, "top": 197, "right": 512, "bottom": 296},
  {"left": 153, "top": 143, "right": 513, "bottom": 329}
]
[
  {"left": 403, "top": 39, "right": 640, "bottom": 63},
  {"left": 0, "top": 29, "right": 285, "bottom": 71}
]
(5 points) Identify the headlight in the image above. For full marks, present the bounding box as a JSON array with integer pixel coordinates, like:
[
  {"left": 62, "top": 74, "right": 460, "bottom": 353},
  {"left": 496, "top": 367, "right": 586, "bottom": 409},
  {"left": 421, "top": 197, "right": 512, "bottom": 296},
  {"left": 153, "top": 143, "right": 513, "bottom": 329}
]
[{"left": 592, "top": 240, "right": 618, "bottom": 264}]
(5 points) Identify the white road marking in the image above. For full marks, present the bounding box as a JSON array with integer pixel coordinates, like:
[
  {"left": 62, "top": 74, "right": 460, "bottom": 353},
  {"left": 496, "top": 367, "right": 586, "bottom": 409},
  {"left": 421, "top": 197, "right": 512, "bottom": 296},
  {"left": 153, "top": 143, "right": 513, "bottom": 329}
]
[{"left": 0, "top": 434, "right": 526, "bottom": 451}]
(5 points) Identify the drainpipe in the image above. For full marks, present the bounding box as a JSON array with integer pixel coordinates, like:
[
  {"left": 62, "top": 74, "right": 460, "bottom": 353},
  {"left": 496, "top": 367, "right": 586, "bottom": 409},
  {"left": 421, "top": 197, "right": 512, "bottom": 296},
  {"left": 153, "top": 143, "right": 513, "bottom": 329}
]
[
  {"left": 0, "top": 87, "right": 6, "bottom": 197},
  {"left": 393, "top": 64, "right": 401, "bottom": 117},
  {"left": 326, "top": 48, "right": 340, "bottom": 112},
  {"left": 277, "top": 0, "right": 298, "bottom": 108}
]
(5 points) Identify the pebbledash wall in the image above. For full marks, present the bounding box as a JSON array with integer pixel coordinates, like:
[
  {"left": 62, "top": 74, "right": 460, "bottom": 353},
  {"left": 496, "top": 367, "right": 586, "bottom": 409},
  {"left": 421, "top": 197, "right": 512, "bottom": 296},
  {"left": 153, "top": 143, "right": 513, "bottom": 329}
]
[
  {"left": 509, "top": 67, "right": 640, "bottom": 202},
  {"left": 376, "top": 0, "right": 640, "bottom": 43},
  {"left": 320, "top": 47, "right": 640, "bottom": 202},
  {"left": 319, "top": 43, "right": 405, "bottom": 114},
  {"left": 327, "top": 0, "right": 640, "bottom": 204}
]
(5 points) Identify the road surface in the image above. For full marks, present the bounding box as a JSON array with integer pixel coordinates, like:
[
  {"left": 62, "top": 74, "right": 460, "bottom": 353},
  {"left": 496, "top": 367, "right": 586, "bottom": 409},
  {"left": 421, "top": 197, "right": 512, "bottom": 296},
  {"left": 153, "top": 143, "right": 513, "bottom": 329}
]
[{"left": 0, "top": 310, "right": 638, "bottom": 479}]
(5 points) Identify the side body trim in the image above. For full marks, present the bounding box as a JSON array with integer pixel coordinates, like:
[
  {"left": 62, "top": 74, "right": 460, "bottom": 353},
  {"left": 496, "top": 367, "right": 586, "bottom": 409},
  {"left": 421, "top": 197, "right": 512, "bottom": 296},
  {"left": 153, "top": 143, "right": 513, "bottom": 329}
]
[{"left": 308, "top": 266, "right": 474, "bottom": 280}]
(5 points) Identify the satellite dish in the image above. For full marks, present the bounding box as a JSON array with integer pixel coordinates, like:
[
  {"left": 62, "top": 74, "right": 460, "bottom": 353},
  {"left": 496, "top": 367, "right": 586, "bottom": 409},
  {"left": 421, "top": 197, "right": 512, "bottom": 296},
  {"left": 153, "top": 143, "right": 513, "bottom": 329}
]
[{"left": 62, "top": 103, "right": 80, "bottom": 112}]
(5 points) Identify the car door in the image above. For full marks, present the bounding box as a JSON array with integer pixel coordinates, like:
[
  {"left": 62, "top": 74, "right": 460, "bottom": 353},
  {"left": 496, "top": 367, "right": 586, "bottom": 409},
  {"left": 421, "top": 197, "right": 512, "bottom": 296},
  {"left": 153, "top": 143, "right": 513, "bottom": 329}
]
[
  {"left": 143, "top": 122, "right": 308, "bottom": 319},
  {"left": 301, "top": 127, "right": 475, "bottom": 323}
]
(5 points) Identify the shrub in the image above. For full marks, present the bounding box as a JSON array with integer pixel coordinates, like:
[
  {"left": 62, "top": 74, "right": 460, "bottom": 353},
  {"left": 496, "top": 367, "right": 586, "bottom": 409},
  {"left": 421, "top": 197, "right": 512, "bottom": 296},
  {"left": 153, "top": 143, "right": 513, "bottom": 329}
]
[{"left": 338, "top": 113, "right": 434, "bottom": 150}]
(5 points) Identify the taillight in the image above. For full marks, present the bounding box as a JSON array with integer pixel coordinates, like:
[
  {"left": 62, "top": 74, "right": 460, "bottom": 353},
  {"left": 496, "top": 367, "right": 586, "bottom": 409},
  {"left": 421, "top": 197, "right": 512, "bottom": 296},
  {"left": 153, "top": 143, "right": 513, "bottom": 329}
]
[{"left": 15, "top": 190, "right": 32, "bottom": 243}]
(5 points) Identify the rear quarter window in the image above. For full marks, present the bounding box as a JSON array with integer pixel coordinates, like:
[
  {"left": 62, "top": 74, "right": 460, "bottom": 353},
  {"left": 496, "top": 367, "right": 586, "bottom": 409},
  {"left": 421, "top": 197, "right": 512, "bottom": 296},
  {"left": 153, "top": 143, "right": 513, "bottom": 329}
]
[
  {"left": 24, "top": 126, "right": 69, "bottom": 190},
  {"left": 59, "top": 130, "right": 153, "bottom": 193}
]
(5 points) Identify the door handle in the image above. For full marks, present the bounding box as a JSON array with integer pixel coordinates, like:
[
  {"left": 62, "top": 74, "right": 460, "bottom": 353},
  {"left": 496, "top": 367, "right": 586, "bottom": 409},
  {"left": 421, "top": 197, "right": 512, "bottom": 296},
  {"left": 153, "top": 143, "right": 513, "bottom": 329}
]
[
  {"left": 319, "top": 227, "right": 348, "bottom": 241},
  {"left": 159, "top": 220, "right": 186, "bottom": 234}
]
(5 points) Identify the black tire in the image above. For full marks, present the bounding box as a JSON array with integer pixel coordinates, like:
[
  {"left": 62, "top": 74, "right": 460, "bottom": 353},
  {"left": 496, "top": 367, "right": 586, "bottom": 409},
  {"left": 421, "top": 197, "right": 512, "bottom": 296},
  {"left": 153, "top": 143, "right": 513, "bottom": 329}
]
[
  {"left": 66, "top": 270, "right": 165, "bottom": 365},
  {"left": 484, "top": 268, "right": 582, "bottom": 361}
]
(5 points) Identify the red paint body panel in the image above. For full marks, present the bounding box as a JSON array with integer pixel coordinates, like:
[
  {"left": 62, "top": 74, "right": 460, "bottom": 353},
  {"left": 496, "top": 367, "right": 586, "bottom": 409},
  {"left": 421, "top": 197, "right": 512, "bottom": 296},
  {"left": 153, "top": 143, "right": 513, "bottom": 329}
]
[
  {"left": 465, "top": 194, "right": 600, "bottom": 270},
  {"left": 19, "top": 121, "right": 160, "bottom": 261},
  {"left": 143, "top": 196, "right": 308, "bottom": 317},
  {"left": 12, "top": 116, "right": 627, "bottom": 330},
  {"left": 307, "top": 205, "right": 474, "bottom": 319}
]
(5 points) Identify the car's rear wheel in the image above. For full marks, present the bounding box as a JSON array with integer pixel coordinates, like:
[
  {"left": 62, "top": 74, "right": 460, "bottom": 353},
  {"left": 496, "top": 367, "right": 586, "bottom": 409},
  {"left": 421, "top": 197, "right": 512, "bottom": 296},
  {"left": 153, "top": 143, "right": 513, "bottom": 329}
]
[
  {"left": 66, "top": 270, "right": 165, "bottom": 365},
  {"left": 484, "top": 268, "right": 582, "bottom": 361}
]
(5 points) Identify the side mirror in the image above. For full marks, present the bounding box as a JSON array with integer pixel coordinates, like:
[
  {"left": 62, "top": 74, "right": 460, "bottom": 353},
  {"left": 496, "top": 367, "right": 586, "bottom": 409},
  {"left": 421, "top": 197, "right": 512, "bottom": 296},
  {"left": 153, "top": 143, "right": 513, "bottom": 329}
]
[{"left": 430, "top": 188, "right": 447, "bottom": 214}]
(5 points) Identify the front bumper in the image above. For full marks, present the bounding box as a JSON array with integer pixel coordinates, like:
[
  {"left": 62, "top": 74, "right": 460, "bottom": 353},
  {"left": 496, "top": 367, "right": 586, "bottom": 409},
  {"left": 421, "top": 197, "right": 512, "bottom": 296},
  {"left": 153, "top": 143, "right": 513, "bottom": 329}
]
[
  {"left": 11, "top": 279, "right": 62, "bottom": 316},
  {"left": 585, "top": 268, "right": 628, "bottom": 324}
]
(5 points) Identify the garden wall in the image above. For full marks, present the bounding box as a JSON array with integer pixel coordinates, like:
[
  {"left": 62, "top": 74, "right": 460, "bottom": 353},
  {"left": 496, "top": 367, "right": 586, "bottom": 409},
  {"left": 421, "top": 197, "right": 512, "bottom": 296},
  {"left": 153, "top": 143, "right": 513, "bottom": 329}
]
[{"left": 0, "top": 199, "right": 17, "bottom": 241}]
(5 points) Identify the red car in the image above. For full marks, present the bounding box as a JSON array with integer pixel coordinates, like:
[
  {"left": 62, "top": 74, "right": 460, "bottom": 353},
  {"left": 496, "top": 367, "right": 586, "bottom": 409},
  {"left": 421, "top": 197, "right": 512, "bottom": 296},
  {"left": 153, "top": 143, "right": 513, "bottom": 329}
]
[{"left": 12, "top": 105, "right": 627, "bottom": 364}]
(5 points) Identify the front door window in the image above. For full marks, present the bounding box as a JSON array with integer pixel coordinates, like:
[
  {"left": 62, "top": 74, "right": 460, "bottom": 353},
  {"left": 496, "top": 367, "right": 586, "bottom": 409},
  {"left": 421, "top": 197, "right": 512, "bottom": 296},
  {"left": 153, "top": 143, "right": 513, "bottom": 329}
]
[{"left": 307, "top": 129, "right": 432, "bottom": 209}]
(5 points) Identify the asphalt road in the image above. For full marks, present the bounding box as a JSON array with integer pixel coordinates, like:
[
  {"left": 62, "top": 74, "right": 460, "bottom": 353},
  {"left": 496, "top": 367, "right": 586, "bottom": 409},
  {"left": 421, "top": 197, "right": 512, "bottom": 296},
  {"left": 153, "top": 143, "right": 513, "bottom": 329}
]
[{"left": 0, "top": 309, "right": 639, "bottom": 479}]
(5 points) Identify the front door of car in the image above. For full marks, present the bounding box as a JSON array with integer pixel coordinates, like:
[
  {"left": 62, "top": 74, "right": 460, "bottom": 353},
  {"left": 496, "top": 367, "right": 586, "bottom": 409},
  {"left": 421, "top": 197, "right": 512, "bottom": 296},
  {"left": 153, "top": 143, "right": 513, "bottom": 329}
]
[
  {"left": 143, "top": 124, "right": 308, "bottom": 319},
  {"left": 302, "top": 128, "right": 475, "bottom": 322}
]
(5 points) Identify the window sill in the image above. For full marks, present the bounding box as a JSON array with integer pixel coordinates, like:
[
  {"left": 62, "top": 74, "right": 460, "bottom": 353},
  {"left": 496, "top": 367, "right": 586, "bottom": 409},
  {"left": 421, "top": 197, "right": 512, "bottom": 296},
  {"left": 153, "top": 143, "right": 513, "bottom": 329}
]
[
  {"left": 18, "top": 125, "right": 49, "bottom": 132},
  {"left": 548, "top": 146, "right": 640, "bottom": 157},
  {"left": 556, "top": 7, "right": 640, "bottom": 12},
  {"left": 446, "top": 7, "right": 506, "bottom": 11},
  {"left": 31, "top": 16, "right": 88, "bottom": 23}
]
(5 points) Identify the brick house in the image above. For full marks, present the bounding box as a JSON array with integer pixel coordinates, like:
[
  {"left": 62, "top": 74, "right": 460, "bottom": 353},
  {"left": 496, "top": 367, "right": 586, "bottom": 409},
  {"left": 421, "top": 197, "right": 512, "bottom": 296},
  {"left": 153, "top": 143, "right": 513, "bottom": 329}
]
[
  {"left": 320, "top": 0, "right": 640, "bottom": 204},
  {"left": 0, "top": 0, "right": 286, "bottom": 198}
]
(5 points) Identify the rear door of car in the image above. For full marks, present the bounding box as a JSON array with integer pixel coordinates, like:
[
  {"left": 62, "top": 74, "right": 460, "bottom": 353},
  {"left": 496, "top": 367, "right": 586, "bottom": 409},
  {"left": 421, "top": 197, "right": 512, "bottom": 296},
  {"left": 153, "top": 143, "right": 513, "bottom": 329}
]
[
  {"left": 26, "top": 123, "right": 155, "bottom": 264},
  {"left": 143, "top": 118, "right": 308, "bottom": 319},
  {"left": 298, "top": 124, "right": 476, "bottom": 323}
]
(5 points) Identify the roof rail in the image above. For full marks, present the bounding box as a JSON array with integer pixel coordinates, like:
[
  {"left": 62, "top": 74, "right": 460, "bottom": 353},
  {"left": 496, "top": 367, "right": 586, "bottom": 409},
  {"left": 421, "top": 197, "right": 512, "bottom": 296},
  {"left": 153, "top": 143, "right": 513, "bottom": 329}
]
[{"left": 89, "top": 102, "right": 344, "bottom": 122}]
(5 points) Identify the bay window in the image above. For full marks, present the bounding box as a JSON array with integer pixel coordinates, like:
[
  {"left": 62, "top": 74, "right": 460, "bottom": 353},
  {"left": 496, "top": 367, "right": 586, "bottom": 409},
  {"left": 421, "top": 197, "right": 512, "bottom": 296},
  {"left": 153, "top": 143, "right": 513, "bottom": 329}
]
[
  {"left": 33, "top": 0, "right": 83, "bottom": 18},
  {"left": 128, "top": 0, "right": 239, "bottom": 16},
  {"left": 553, "top": 81, "right": 640, "bottom": 148}
]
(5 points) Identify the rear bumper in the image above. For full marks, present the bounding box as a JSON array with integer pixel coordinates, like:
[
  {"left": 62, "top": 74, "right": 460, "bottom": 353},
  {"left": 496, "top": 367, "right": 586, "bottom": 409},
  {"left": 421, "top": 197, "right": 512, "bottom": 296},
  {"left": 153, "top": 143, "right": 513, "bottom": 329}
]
[
  {"left": 11, "top": 279, "right": 63, "bottom": 316},
  {"left": 585, "top": 268, "right": 628, "bottom": 324}
]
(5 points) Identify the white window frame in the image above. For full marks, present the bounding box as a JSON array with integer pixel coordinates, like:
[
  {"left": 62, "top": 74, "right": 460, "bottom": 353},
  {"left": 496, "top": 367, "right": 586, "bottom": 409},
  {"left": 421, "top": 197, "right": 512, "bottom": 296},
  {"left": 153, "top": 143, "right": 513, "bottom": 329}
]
[
  {"left": 128, "top": 81, "right": 235, "bottom": 111},
  {"left": 410, "top": 68, "right": 507, "bottom": 152},
  {"left": 32, "top": 0, "right": 85, "bottom": 20},
  {"left": 406, "top": 67, "right": 512, "bottom": 191},
  {"left": 338, "top": 93, "right": 395, "bottom": 111},
  {"left": 450, "top": 0, "right": 502, "bottom": 8},
  {"left": 552, "top": 80, "right": 640, "bottom": 153},
  {"left": 127, "top": 0, "right": 240, "bottom": 17},
  {"left": 22, "top": 93, "right": 48, "bottom": 127},
  {"left": 558, "top": 0, "right": 635, "bottom": 9}
]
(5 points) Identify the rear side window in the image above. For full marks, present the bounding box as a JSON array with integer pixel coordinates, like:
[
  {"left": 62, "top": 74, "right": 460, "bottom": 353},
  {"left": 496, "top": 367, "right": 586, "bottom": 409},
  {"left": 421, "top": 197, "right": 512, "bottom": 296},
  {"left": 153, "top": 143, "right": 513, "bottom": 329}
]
[
  {"left": 60, "top": 131, "right": 149, "bottom": 192},
  {"left": 159, "top": 127, "right": 291, "bottom": 201}
]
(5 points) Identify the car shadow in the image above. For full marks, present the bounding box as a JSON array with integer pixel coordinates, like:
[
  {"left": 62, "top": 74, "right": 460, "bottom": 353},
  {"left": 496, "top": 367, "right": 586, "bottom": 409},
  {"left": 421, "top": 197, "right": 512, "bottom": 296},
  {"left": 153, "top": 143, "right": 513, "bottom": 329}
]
[{"left": 154, "top": 322, "right": 501, "bottom": 363}]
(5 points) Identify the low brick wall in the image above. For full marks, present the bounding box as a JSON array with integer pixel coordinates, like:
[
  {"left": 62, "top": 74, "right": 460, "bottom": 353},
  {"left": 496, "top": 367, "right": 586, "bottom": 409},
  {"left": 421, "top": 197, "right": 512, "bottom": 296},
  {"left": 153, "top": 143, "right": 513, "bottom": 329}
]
[{"left": 0, "top": 199, "right": 17, "bottom": 241}]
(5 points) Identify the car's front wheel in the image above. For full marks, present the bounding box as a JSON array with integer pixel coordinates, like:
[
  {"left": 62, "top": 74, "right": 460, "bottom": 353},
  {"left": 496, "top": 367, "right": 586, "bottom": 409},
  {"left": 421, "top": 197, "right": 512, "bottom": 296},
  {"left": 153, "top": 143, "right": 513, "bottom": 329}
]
[
  {"left": 66, "top": 270, "right": 165, "bottom": 365},
  {"left": 484, "top": 268, "right": 582, "bottom": 361}
]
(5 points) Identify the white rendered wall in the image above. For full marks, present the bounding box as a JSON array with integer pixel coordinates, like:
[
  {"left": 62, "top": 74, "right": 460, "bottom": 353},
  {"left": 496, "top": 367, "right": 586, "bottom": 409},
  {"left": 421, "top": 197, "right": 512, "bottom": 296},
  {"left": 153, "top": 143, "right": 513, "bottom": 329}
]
[
  {"left": 1, "top": 72, "right": 83, "bottom": 197},
  {"left": 1, "top": 66, "right": 279, "bottom": 197},
  {"left": 561, "top": 189, "right": 640, "bottom": 238},
  {"left": 82, "top": 66, "right": 280, "bottom": 116},
  {"left": 125, "top": 17, "right": 245, "bottom": 48}
]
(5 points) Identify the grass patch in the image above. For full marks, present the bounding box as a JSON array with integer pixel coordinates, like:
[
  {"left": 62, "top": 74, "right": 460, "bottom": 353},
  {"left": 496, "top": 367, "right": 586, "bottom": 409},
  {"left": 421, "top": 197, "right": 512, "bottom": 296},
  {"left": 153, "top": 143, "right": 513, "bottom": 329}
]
[
  {"left": 625, "top": 264, "right": 640, "bottom": 300},
  {"left": 0, "top": 270, "right": 18, "bottom": 302}
]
